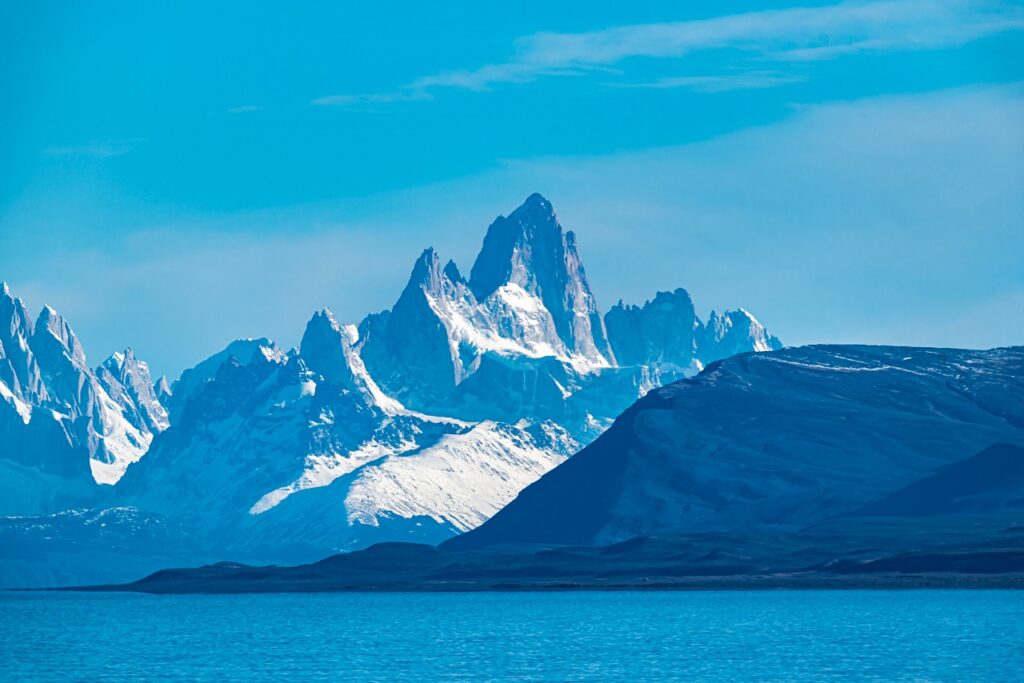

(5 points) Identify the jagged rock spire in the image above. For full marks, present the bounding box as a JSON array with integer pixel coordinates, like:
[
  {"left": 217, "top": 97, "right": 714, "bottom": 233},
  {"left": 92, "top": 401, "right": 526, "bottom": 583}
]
[
  {"left": 96, "top": 347, "right": 171, "bottom": 433},
  {"left": 468, "top": 193, "right": 612, "bottom": 363},
  {"left": 0, "top": 281, "right": 47, "bottom": 402}
]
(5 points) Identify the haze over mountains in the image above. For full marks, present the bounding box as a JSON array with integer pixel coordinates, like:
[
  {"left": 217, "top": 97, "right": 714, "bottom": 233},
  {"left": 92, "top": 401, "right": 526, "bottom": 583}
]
[{"left": 0, "top": 194, "right": 781, "bottom": 586}]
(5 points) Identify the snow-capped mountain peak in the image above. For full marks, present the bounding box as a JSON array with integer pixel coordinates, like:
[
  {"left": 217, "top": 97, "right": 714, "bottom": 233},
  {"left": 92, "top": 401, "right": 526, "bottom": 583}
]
[
  {"left": 468, "top": 194, "right": 612, "bottom": 364},
  {"left": 299, "top": 308, "right": 402, "bottom": 414},
  {"left": 96, "top": 348, "right": 171, "bottom": 434},
  {"left": 0, "top": 283, "right": 47, "bottom": 404},
  {"left": 605, "top": 288, "right": 700, "bottom": 371},
  {"left": 33, "top": 304, "right": 87, "bottom": 369},
  {"left": 702, "top": 308, "right": 783, "bottom": 361},
  {"left": 359, "top": 194, "right": 780, "bottom": 429},
  {"left": 468, "top": 193, "right": 561, "bottom": 301}
]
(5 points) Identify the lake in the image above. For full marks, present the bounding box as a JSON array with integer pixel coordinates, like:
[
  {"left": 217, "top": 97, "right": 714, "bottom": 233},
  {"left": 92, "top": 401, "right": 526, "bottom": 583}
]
[{"left": 2, "top": 590, "right": 1022, "bottom": 681}]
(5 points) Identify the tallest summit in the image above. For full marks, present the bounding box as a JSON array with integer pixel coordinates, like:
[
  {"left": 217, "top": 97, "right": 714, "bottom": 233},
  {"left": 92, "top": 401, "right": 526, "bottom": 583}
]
[
  {"left": 468, "top": 193, "right": 559, "bottom": 301},
  {"left": 468, "top": 194, "right": 613, "bottom": 364}
]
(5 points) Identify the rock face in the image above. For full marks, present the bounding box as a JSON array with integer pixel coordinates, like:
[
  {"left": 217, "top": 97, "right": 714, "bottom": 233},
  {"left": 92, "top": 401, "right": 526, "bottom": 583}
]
[
  {"left": 164, "top": 337, "right": 282, "bottom": 422},
  {"left": 0, "top": 283, "right": 47, "bottom": 404},
  {"left": 0, "top": 283, "right": 170, "bottom": 514},
  {"left": 605, "top": 292, "right": 783, "bottom": 372},
  {"left": 700, "top": 308, "right": 783, "bottom": 364},
  {"left": 96, "top": 349, "right": 171, "bottom": 435},
  {"left": 446, "top": 345, "right": 1024, "bottom": 550},
  {"left": 605, "top": 289, "right": 701, "bottom": 371}
]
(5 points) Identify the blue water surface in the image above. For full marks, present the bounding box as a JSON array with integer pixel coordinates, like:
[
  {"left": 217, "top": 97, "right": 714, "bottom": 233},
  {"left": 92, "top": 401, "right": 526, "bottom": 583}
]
[{"left": 2, "top": 590, "right": 1022, "bottom": 682}]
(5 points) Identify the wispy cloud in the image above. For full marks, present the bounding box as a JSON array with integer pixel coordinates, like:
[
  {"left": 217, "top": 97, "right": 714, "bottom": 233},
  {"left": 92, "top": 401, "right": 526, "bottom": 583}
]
[
  {"left": 42, "top": 138, "right": 147, "bottom": 158},
  {"left": 312, "top": 92, "right": 427, "bottom": 107},
  {"left": 440, "top": 0, "right": 1023, "bottom": 88},
  {"left": 227, "top": 104, "right": 264, "bottom": 113},
  {"left": 12, "top": 84, "right": 1023, "bottom": 374},
  {"left": 313, "top": 0, "right": 1024, "bottom": 103},
  {"left": 618, "top": 71, "right": 806, "bottom": 93}
]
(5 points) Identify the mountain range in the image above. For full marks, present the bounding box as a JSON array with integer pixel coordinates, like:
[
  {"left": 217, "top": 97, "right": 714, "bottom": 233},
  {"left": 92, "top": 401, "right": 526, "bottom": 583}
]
[
  {"left": 0, "top": 284, "right": 169, "bottom": 515},
  {"left": 0, "top": 194, "right": 781, "bottom": 586},
  {"left": 82, "top": 347, "right": 1024, "bottom": 593}
]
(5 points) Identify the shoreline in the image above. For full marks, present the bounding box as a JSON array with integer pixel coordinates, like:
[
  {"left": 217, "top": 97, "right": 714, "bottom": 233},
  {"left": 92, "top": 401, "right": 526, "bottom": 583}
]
[{"left": 31, "top": 572, "right": 1024, "bottom": 595}]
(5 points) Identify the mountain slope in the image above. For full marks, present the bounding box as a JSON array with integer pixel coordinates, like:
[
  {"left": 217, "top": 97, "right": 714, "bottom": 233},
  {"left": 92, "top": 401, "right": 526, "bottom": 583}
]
[
  {"left": 446, "top": 345, "right": 1024, "bottom": 549},
  {"left": 857, "top": 443, "right": 1024, "bottom": 517}
]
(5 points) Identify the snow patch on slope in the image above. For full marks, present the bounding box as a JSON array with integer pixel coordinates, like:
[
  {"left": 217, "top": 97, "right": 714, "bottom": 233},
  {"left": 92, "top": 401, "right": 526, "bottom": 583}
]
[
  {"left": 424, "top": 281, "right": 609, "bottom": 380},
  {"left": 89, "top": 386, "right": 154, "bottom": 485},
  {"left": 0, "top": 379, "right": 32, "bottom": 424},
  {"left": 344, "top": 420, "right": 578, "bottom": 532},
  {"left": 249, "top": 437, "right": 421, "bottom": 515}
]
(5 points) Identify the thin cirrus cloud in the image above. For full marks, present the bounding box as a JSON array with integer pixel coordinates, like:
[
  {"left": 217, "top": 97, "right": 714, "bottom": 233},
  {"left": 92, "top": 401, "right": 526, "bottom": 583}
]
[
  {"left": 42, "top": 138, "right": 148, "bottom": 158},
  {"left": 311, "top": 91, "right": 427, "bottom": 107},
  {"left": 615, "top": 71, "right": 807, "bottom": 93},
  {"left": 313, "top": 0, "right": 1024, "bottom": 105}
]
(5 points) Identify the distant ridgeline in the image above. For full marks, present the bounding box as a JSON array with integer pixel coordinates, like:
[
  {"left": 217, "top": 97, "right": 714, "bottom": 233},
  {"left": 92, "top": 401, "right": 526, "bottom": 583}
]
[{"left": 0, "top": 194, "right": 781, "bottom": 586}]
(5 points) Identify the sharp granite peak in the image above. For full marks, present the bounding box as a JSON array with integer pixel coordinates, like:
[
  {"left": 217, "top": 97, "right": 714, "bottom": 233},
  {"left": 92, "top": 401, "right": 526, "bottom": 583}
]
[
  {"left": 0, "top": 282, "right": 170, "bottom": 514},
  {"left": 360, "top": 193, "right": 780, "bottom": 427},
  {"left": 468, "top": 192, "right": 613, "bottom": 364},
  {"left": 1, "top": 195, "right": 782, "bottom": 584}
]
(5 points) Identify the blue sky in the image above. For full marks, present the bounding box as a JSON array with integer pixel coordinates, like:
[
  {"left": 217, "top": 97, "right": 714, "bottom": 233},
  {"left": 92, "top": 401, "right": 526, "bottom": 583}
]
[{"left": 1, "top": 0, "right": 1022, "bottom": 379}]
